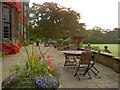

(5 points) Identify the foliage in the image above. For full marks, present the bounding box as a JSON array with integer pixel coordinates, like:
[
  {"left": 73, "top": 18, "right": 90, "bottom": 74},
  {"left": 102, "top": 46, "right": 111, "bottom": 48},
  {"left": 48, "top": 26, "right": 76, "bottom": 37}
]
[
  {"left": 2, "top": 32, "right": 60, "bottom": 89},
  {"left": 29, "top": 2, "right": 85, "bottom": 40},
  {"left": 88, "top": 44, "right": 119, "bottom": 56},
  {"left": 84, "top": 27, "right": 119, "bottom": 44},
  {"left": 2, "top": 52, "right": 60, "bottom": 88},
  {"left": 62, "top": 38, "right": 72, "bottom": 46},
  {"left": 79, "top": 43, "right": 84, "bottom": 48},
  {"left": 56, "top": 39, "right": 63, "bottom": 45},
  {"left": 91, "top": 46, "right": 100, "bottom": 51}
]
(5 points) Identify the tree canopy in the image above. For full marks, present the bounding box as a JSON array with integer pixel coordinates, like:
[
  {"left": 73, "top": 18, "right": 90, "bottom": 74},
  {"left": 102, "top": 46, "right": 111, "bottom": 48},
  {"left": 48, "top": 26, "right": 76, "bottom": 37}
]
[
  {"left": 29, "top": 2, "right": 118, "bottom": 44},
  {"left": 29, "top": 2, "right": 85, "bottom": 40},
  {"left": 84, "top": 27, "right": 119, "bottom": 44}
]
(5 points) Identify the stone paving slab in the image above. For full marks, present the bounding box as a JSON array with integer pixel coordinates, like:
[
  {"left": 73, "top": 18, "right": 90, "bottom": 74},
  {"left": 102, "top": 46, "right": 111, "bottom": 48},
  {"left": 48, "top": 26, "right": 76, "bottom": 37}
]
[{"left": 0, "top": 44, "right": 120, "bottom": 89}]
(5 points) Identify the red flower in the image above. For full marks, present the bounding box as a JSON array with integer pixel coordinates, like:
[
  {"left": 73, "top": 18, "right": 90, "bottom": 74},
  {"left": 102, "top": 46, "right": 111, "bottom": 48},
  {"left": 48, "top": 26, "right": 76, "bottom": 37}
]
[
  {"left": 48, "top": 60, "right": 52, "bottom": 66},
  {"left": 38, "top": 55, "right": 42, "bottom": 59},
  {"left": 2, "top": 42, "right": 21, "bottom": 54},
  {"left": 47, "top": 54, "right": 51, "bottom": 59}
]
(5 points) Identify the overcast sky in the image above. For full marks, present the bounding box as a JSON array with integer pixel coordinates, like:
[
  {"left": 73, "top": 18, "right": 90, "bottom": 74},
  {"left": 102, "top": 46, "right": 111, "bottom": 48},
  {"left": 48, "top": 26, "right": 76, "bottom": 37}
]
[{"left": 30, "top": 0, "right": 119, "bottom": 30}]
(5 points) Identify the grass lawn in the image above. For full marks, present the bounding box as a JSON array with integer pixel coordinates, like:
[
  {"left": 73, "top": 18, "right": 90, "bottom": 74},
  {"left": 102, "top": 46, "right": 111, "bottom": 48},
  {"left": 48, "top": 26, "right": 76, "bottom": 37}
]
[{"left": 83, "top": 44, "right": 119, "bottom": 57}]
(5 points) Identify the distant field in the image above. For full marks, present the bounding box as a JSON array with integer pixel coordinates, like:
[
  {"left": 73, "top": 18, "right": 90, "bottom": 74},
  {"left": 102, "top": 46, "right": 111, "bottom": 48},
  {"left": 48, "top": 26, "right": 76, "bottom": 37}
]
[{"left": 83, "top": 44, "right": 119, "bottom": 57}]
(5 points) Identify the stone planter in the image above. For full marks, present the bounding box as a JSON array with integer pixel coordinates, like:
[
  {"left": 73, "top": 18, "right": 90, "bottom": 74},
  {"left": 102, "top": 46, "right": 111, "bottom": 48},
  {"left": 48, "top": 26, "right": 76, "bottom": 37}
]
[{"left": 2, "top": 74, "right": 60, "bottom": 89}]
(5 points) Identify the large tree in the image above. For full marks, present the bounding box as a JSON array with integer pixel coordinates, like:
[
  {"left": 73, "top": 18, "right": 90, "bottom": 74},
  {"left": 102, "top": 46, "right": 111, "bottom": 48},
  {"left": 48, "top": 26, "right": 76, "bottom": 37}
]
[{"left": 29, "top": 2, "right": 85, "bottom": 40}]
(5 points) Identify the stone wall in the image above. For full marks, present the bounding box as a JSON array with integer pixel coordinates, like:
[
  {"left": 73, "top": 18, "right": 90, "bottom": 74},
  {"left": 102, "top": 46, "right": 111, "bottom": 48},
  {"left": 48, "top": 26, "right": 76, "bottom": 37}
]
[
  {"left": 93, "top": 51, "right": 120, "bottom": 73},
  {"left": 97, "top": 52, "right": 114, "bottom": 68},
  {"left": 113, "top": 57, "right": 120, "bottom": 73}
]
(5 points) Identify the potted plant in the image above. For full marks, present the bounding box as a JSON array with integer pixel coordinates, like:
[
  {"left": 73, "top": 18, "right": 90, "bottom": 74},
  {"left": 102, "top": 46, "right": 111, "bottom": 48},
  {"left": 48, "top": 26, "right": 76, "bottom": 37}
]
[{"left": 2, "top": 32, "right": 60, "bottom": 89}]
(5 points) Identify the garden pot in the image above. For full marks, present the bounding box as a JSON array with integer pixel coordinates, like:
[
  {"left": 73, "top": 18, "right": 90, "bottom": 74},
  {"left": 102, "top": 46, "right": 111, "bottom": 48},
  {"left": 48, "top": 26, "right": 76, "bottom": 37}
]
[{"left": 2, "top": 74, "right": 59, "bottom": 89}]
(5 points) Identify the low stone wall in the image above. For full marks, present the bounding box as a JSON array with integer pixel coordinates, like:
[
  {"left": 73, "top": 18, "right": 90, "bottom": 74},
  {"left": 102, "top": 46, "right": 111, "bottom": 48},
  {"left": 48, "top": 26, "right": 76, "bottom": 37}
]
[
  {"left": 93, "top": 51, "right": 120, "bottom": 73},
  {"left": 97, "top": 52, "right": 114, "bottom": 69},
  {"left": 113, "top": 57, "right": 120, "bottom": 73}
]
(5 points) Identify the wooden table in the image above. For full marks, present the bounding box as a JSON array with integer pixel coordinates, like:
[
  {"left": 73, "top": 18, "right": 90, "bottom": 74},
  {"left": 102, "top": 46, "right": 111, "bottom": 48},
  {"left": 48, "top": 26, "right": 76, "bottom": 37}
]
[{"left": 61, "top": 50, "right": 85, "bottom": 67}]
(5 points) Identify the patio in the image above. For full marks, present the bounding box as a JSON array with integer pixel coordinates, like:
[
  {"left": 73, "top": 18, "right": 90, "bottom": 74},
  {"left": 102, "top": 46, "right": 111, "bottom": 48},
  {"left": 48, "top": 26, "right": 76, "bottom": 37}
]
[{"left": 0, "top": 44, "right": 120, "bottom": 89}]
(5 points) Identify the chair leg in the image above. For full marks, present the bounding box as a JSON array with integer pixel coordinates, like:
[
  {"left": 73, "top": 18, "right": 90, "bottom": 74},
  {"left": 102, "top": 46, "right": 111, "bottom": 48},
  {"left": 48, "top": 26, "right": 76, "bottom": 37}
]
[
  {"left": 74, "top": 65, "right": 82, "bottom": 81},
  {"left": 77, "top": 74, "right": 81, "bottom": 81},
  {"left": 83, "top": 68, "right": 92, "bottom": 79},
  {"left": 83, "top": 68, "right": 88, "bottom": 76},
  {"left": 93, "top": 66, "right": 99, "bottom": 73},
  {"left": 74, "top": 66, "right": 79, "bottom": 77},
  {"left": 91, "top": 69, "right": 98, "bottom": 76},
  {"left": 74, "top": 57, "right": 77, "bottom": 68},
  {"left": 87, "top": 71, "right": 92, "bottom": 79}
]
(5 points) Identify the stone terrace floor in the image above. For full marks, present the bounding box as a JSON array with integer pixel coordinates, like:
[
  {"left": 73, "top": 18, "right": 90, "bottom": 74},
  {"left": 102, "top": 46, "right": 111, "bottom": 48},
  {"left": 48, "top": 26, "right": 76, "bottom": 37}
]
[{"left": 0, "top": 44, "right": 120, "bottom": 89}]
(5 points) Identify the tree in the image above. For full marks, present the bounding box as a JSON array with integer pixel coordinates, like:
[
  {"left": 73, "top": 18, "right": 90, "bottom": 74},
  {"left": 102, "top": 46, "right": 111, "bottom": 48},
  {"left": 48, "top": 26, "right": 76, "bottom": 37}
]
[
  {"left": 29, "top": 2, "right": 85, "bottom": 40},
  {"left": 84, "top": 26, "right": 119, "bottom": 44}
]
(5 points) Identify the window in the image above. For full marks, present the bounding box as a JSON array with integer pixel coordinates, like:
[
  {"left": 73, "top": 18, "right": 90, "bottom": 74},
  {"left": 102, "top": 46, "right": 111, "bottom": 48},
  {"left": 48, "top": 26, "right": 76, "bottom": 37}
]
[
  {"left": 24, "top": 5, "right": 27, "bottom": 17},
  {"left": 2, "top": 6, "right": 11, "bottom": 39},
  {"left": 24, "top": 26, "right": 27, "bottom": 39}
]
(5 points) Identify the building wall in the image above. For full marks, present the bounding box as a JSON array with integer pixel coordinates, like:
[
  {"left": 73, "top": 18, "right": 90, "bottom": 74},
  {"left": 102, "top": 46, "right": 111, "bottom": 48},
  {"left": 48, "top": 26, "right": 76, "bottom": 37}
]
[
  {"left": 1, "top": 2, "right": 29, "bottom": 44},
  {"left": 0, "top": 2, "right": 2, "bottom": 50},
  {"left": 0, "top": 2, "right": 2, "bottom": 44},
  {"left": 23, "top": 2, "right": 29, "bottom": 42}
]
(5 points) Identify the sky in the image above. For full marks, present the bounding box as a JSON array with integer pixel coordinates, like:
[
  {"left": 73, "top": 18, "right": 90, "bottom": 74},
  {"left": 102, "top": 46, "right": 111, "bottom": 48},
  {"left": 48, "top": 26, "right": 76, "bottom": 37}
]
[{"left": 30, "top": 0, "right": 119, "bottom": 30}]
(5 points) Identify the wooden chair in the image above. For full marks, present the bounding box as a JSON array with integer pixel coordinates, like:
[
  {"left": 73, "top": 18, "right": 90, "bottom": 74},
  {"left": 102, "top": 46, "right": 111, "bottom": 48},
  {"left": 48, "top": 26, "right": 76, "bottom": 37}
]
[
  {"left": 89, "top": 50, "right": 100, "bottom": 75},
  {"left": 74, "top": 51, "right": 92, "bottom": 80}
]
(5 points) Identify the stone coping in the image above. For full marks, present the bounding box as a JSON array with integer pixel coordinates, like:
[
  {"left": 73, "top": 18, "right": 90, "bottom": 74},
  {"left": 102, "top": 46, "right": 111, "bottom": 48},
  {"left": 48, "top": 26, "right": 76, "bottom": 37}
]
[
  {"left": 113, "top": 56, "right": 120, "bottom": 61},
  {"left": 99, "top": 52, "right": 114, "bottom": 57},
  {"left": 79, "top": 48, "right": 117, "bottom": 58}
]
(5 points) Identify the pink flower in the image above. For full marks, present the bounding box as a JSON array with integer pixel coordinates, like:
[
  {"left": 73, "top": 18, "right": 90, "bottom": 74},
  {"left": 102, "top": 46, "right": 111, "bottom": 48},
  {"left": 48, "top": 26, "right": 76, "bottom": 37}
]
[
  {"left": 38, "top": 55, "right": 42, "bottom": 59},
  {"left": 48, "top": 60, "right": 52, "bottom": 66},
  {"left": 47, "top": 54, "right": 51, "bottom": 59}
]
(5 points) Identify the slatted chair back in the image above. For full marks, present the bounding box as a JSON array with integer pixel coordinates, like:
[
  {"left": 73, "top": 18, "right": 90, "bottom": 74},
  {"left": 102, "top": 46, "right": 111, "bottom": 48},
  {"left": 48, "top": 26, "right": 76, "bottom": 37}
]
[
  {"left": 79, "top": 51, "right": 92, "bottom": 65},
  {"left": 74, "top": 51, "right": 93, "bottom": 80}
]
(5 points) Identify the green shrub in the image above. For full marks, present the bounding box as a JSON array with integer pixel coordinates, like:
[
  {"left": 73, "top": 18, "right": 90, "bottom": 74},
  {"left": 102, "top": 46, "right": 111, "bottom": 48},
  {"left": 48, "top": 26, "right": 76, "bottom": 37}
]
[
  {"left": 62, "top": 38, "right": 72, "bottom": 46},
  {"left": 92, "top": 46, "right": 100, "bottom": 51},
  {"left": 79, "top": 43, "right": 84, "bottom": 48}
]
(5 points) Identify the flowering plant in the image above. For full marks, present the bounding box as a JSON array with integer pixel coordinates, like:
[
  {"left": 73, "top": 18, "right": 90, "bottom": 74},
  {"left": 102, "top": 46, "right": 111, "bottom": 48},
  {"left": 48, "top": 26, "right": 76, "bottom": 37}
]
[
  {"left": 2, "top": 32, "right": 60, "bottom": 89},
  {"left": 2, "top": 41, "right": 22, "bottom": 54}
]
